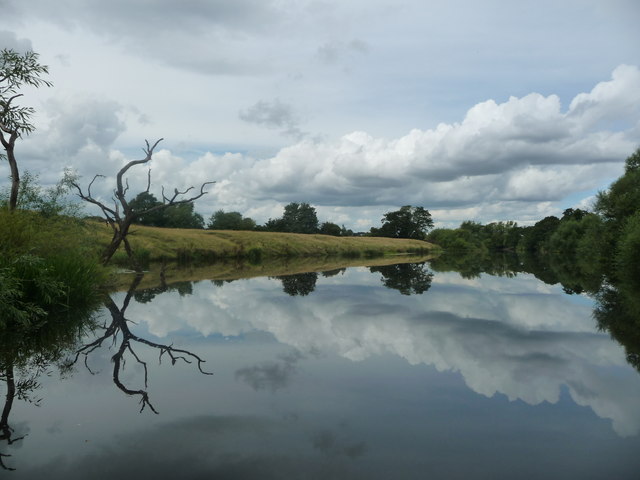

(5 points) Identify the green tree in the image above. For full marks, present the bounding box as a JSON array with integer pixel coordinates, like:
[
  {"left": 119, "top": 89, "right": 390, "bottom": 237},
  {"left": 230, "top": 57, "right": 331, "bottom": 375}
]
[
  {"left": 319, "top": 221, "right": 342, "bottom": 236},
  {"left": 595, "top": 147, "right": 640, "bottom": 236},
  {"left": 282, "top": 202, "right": 319, "bottom": 233},
  {"left": 370, "top": 205, "right": 433, "bottom": 240},
  {"left": 519, "top": 216, "right": 560, "bottom": 252},
  {"left": 207, "top": 210, "right": 256, "bottom": 230},
  {"left": 0, "top": 49, "right": 52, "bottom": 211},
  {"left": 128, "top": 192, "right": 164, "bottom": 226},
  {"left": 163, "top": 202, "right": 204, "bottom": 229},
  {"left": 263, "top": 202, "right": 319, "bottom": 233}
]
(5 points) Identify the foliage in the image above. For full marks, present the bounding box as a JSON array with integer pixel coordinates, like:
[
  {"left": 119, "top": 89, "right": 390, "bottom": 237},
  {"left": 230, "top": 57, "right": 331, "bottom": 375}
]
[
  {"left": 0, "top": 49, "right": 52, "bottom": 136},
  {"left": 262, "top": 202, "right": 319, "bottom": 234},
  {"left": 595, "top": 147, "right": 640, "bottom": 224},
  {"left": 370, "top": 205, "right": 433, "bottom": 240},
  {"left": 0, "top": 169, "right": 82, "bottom": 217},
  {"left": 519, "top": 216, "right": 560, "bottom": 253},
  {"left": 615, "top": 212, "right": 640, "bottom": 287},
  {"left": 319, "top": 221, "right": 342, "bottom": 236},
  {"left": 0, "top": 210, "right": 106, "bottom": 331},
  {"left": 207, "top": 209, "right": 256, "bottom": 231},
  {"left": 1, "top": 49, "right": 53, "bottom": 211},
  {"left": 129, "top": 191, "right": 204, "bottom": 229}
]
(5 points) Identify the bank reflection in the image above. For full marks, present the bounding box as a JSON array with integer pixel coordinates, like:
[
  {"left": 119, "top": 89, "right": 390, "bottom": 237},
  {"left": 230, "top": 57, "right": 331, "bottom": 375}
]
[{"left": 0, "top": 304, "right": 96, "bottom": 470}]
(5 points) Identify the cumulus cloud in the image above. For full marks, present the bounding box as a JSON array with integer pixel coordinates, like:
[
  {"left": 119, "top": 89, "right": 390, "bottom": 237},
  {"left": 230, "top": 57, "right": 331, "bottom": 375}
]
[{"left": 6, "top": 63, "right": 640, "bottom": 228}]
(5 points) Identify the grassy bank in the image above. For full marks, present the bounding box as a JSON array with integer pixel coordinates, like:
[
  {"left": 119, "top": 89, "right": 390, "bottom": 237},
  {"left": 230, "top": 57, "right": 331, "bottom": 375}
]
[{"left": 85, "top": 220, "right": 437, "bottom": 264}]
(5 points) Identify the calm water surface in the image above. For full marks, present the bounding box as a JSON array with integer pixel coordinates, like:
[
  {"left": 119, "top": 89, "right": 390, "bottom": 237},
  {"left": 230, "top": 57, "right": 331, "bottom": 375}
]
[{"left": 4, "top": 262, "right": 640, "bottom": 479}]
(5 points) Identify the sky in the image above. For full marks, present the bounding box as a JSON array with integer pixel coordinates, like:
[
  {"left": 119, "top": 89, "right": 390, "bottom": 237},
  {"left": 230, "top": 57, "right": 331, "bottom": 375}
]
[{"left": 1, "top": 0, "right": 639, "bottom": 230}]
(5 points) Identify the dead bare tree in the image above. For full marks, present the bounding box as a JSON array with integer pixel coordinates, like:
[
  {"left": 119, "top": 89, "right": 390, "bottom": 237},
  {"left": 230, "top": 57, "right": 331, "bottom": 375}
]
[
  {"left": 72, "top": 274, "right": 212, "bottom": 413},
  {"left": 71, "top": 138, "right": 214, "bottom": 269}
]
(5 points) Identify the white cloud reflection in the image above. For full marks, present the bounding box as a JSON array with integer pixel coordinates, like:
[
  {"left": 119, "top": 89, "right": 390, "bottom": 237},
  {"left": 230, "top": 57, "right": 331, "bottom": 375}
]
[{"left": 122, "top": 267, "right": 640, "bottom": 437}]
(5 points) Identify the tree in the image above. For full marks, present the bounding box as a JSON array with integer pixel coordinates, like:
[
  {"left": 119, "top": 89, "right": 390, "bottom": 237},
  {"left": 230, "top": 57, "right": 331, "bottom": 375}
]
[
  {"left": 263, "top": 202, "right": 319, "bottom": 234},
  {"left": 281, "top": 202, "right": 319, "bottom": 233},
  {"left": 128, "top": 191, "right": 164, "bottom": 226},
  {"left": 71, "top": 139, "right": 213, "bottom": 268},
  {"left": 595, "top": 147, "right": 640, "bottom": 229},
  {"left": 319, "top": 221, "right": 342, "bottom": 236},
  {"left": 207, "top": 210, "right": 256, "bottom": 230},
  {"left": 0, "top": 49, "right": 52, "bottom": 211},
  {"left": 162, "top": 202, "right": 204, "bottom": 229},
  {"left": 370, "top": 205, "right": 433, "bottom": 240},
  {"left": 519, "top": 216, "right": 560, "bottom": 252}
]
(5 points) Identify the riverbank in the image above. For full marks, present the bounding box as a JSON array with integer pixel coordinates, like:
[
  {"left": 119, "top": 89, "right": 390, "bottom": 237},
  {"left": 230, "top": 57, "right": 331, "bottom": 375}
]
[
  {"left": 85, "top": 220, "right": 437, "bottom": 264},
  {"left": 114, "top": 252, "right": 437, "bottom": 290}
]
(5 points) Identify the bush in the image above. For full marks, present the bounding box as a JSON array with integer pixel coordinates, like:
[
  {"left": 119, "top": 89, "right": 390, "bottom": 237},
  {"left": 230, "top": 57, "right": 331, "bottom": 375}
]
[
  {"left": 616, "top": 213, "right": 640, "bottom": 286},
  {"left": 0, "top": 210, "right": 106, "bottom": 331}
]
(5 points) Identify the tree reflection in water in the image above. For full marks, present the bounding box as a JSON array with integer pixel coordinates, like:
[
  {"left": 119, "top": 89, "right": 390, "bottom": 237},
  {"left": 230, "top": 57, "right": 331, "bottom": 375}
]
[
  {"left": 72, "top": 274, "right": 213, "bottom": 413},
  {"left": 0, "top": 303, "right": 97, "bottom": 470},
  {"left": 369, "top": 262, "right": 433, "bottom": 295},
  {"left": 272, "top": 272, "right": 318, "bottom": 296}
]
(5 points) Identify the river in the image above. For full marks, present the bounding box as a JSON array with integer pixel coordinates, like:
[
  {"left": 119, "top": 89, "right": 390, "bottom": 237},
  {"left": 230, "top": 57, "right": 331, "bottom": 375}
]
[{"left": 2, "top": 259, "right": 640, "bottom": 479}]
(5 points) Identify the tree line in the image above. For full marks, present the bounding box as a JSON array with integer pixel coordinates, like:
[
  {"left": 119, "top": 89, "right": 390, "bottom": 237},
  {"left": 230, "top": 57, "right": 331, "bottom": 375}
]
[
  {"left": 426, "top": 147, "right": 640, "bottom": 288},
  {"left": 138, "top": 198, "right": 435, "bottom": 242}
]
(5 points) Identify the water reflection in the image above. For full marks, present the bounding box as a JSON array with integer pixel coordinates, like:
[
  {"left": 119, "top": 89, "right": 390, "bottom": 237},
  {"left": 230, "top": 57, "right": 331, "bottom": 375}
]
[
  {"left": 73, "top": 274, "right": 212, "bottom": 413},
  {"left": 369, "top": 261, "right": 433, "bottom": 294},
  {"left": 272, "top": 272, "right": 318, "bottom": 296},
  {"left": 0, "top": 304, "right": 96, "bottom": 470},
  {"left": 3, "top": 255, "right": 640, "bottom": 477}
]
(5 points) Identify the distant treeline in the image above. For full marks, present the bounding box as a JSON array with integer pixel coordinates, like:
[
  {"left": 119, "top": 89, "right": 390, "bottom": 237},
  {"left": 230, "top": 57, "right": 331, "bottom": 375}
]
[
  {"left": 426, "top": 147, "right": 640, "bottom": 288},
  {"left": 130, "top": 199, "right": 435, "bottom": 241}
]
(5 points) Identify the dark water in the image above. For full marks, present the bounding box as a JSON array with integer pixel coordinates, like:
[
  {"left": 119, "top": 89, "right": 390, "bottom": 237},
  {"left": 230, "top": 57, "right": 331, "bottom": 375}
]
[{"left": 3, "top": 261, "right": 640, "bottom": 479}]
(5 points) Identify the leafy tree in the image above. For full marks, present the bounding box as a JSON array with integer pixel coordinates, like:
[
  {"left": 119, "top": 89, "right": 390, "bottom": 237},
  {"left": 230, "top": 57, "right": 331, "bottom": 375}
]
[
  {"left": 370, "top": 205, "right": 433, "bottom": 240},
  {"left": 320, "top": 221, "right": 342, "bottom": 236},
  {"left": 519, "top": 216, "right": 560, "bottom": 252},
  {"left": 263, "top": 202, "right": 319, "bottom": 234},
  {"left": 128, "top": 192, "right": 164, "bottom": 226},
  {"left": 0, "top": 49, "right": 52, "bottom": 211},
  {"left": 595, "top": 147, "right": 640, "bottom": 234},
  {"left": 207, "top": 210, "right": 255, "bottom": 230},
  {"left": 163, "top": 202, "right": 204, "bottom": 229},
  {"left": 281, "top": 202, "right": 319, "bottom": 233}
]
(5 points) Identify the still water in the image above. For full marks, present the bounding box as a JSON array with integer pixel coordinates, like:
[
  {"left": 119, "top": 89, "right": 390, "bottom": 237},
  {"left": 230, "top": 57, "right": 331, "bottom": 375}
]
[{"left": 3, "top": 260, "right": 640, "bottom": 479}]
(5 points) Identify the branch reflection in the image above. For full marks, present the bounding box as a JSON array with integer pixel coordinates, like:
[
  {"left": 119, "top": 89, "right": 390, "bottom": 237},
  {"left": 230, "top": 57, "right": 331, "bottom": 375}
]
[{"left": 73, "top": 274, "right": 212, "bottom": 413}]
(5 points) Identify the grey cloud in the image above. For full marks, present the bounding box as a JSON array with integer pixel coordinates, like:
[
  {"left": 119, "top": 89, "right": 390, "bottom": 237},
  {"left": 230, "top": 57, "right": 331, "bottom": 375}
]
[
  {"left": 4, "top": 0, "right": 284, "bottom": 75},
  {"left": 0, "top": 30, "right": 32, "bottom": 52},
  {"left": 235, "top": 350, "right": 304, "bottom": 392},
  {"left": 239, "top": 99, "right": 307, "bottom": 139},
  {"left": 316, "top": 39, "right": 370, "bottom": 65},
  {"left": 311, "top": 430, "right": 367, "bottom": 459},
  {"left": 20, "top": 414, "right": 359, "bottom": 480}
]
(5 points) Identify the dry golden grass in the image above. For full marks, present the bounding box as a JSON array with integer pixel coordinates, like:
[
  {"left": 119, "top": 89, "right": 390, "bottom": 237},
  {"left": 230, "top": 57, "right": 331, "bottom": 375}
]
[{"left": 86, "top": 220, "right": 436, "bottom": 264}]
